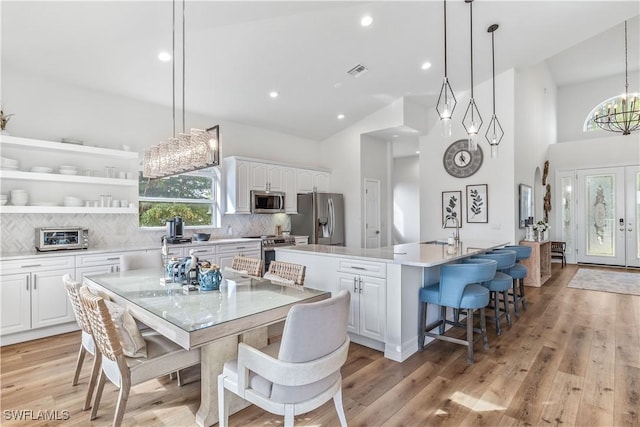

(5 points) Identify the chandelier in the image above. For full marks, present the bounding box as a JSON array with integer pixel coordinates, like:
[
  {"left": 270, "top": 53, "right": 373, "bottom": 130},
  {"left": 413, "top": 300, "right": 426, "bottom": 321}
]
[
  {"left": 462, "top": 0, "right": 483, "bottom": 151},
  {"left": 592, "top": 21, "right": 640, "bottom": 135},
  {"left": 143, "top": 0, "right": 219, "bottom": 179},
  {"left": 485, "top": 24, "right": 504, "bottom": 158},
  {"left": 436, "top": 0, "right": 457, "bottom": 138}
]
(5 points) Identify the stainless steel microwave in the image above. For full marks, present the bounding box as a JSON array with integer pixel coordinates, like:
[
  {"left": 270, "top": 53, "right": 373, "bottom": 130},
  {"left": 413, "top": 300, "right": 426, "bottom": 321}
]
[
  {"left": 250, "top": 191, "right": 285, "bottom": 213},
  {"left": 36, "top": 227, "right": 89, "bottom": 252}
]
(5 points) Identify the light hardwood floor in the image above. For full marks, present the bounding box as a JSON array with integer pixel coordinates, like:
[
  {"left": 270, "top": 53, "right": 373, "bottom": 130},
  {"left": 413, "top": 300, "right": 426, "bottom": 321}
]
[{"left": 1, "top": 264, "right": 638, "bottom": 426}]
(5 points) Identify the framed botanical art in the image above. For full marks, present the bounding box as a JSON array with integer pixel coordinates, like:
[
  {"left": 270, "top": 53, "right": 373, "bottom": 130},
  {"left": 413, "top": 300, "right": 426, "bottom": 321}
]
[
  {"left": 442, "top": 191, "right": 462, "bottom": 228},
  {"left": 466, "top": 184, "right": 488, "bottom": 223}
]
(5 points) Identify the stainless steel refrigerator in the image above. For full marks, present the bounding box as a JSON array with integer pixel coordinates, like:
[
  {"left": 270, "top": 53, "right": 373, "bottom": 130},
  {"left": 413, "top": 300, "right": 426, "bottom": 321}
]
[{"left": 291, "top": 192, "right": 345, "bottom": 245}]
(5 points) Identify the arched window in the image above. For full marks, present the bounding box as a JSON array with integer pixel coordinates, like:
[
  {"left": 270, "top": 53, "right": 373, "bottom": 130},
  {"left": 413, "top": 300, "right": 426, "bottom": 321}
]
[{"left": 584, "top": 93, "right": 640, "bottom": 133}]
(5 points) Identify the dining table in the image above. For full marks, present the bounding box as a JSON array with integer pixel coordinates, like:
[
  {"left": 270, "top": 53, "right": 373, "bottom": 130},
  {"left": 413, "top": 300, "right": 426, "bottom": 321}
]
[{"left": 83, "top": 268, "right": 330, "bottom": 427}]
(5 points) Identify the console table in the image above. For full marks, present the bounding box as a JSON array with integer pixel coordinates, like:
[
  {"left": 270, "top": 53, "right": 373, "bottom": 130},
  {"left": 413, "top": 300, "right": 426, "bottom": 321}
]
[{"left": 519, "top": 240, "right": 552, "bottom": 287}]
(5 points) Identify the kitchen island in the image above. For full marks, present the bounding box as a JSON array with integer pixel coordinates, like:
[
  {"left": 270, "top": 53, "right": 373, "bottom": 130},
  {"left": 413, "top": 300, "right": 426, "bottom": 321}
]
[{"left": 276, "top": 239, "right": 509, "bottom": 362}]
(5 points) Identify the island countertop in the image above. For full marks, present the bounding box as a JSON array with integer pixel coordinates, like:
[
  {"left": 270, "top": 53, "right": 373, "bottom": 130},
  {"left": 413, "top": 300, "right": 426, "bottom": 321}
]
[{"left": 276, "top": 239, "right": 510, "bottom": 267}]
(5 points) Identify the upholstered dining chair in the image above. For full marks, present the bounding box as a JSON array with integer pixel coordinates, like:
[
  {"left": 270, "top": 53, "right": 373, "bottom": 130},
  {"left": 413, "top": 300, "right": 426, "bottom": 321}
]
[
  {"left": 218, "top": 290, "right": 350, "bottom": 427},
  {"left": 63, "top": 274, "right": 100, "bottom": 411},
  {"left": 264, "top": 260, "right": 306, "bottom": 286},
  {"left": 78, "top": 286, "right": 200, "bottom": 427},
  {"left": 230, "top": 256, "right": 263, "bottom": 277},
  {"left": 499, "top": 245, "right": 533, "bottom": 316},
  {"left": 418, "top": 259, "right": 497, "bottom": 364},
  {"left": 119, "top": 251, "right": 163, "bottom": 272}
]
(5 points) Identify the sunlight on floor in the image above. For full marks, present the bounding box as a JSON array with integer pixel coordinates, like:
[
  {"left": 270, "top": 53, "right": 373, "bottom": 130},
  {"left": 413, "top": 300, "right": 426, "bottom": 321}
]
[{"left": 450, "top": 391, "right": 506, "bottom": 412}]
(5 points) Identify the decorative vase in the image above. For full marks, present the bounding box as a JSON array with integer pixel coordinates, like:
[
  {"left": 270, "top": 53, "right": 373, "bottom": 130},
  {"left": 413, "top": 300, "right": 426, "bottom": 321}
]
[
  {"left": 536, "top": 230, "right": 545, "bottom": 241},
  {"left": 198, "top": 267, "right": 222, "bottom": 291}
]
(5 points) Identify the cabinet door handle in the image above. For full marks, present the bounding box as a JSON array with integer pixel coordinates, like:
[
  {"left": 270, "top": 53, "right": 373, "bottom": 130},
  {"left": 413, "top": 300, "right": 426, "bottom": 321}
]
[
  {"left": 26, "top": 275, "right": 30, "bottom": 291},
  {"left": 33, "top": 274, "right": 37, "bottom": 290},
  {"left": 359, "top": 277, "right": 363, "bottom": 294},
  {"left": 350, "top": 266, "right": 366, "bottom": 271},
  {"left": 192, "top": 249, "right": 209, "bottom": 253},
  {"left": 353, "top": 277, "right": 357, "bottom": 293},
  {"left": 106, "top": 257, "right": 120, "bottom": 261},
  {"left": 21, "top": 264, "right": 42, "bottom": 268}
]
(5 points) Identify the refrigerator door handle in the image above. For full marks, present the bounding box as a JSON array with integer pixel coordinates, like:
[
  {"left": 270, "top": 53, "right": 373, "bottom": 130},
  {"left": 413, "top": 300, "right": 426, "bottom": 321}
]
[{"left": 328, "top": 198, "right": 335, "bottom": 237}]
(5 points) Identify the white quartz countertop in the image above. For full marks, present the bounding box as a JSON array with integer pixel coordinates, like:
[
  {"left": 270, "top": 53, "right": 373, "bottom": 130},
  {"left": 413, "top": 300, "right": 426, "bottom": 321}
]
[
  {"left": 0, "top": 237, "right": 261, "bottom": 261},
  {"left": 275, "top": 239, "right": 510, "bottom": 267}
]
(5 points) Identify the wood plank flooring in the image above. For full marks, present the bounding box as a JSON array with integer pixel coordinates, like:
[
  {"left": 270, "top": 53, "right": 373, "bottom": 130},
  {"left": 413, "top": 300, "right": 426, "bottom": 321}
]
[{"left": 1, "top": 264, "right": 639, "bottom": 426}]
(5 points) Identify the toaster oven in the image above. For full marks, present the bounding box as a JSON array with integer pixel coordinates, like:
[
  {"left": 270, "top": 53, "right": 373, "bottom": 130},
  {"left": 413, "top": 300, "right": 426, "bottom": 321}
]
[{"left": 36, "top": 227, "right": 89, "bottom": 252}]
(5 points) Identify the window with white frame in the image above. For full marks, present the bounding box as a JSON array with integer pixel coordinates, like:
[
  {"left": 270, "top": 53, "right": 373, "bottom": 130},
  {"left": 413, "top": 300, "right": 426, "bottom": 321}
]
[{"left": 138, "top": 168, "right": 221, "bottom": 228}]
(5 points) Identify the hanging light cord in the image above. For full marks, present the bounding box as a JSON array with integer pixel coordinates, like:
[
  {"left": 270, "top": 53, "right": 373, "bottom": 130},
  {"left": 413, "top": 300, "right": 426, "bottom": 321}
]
[
  {"left": 469, "top": 1, "right": 474, "bottom": 99},
  {"left": 443, "top": 0, "right": 448, "bottom": 78},
  {"left": 491, "top": 29, "right": 495, "bottom": 115},
  {"left": 172, "top": 0, "right": 176, "bottom": 138},
  {"left": 182, "top": 0, "right": 186, "bottom": 134},
  {"left": 624, "top": 21, "right": 629, "bottom": 99}
]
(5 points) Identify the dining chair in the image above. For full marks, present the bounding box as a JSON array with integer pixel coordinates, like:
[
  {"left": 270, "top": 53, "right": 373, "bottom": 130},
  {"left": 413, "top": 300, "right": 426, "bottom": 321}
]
[
  {"left": 418, "top": 259, "right": 497, "bottom": 364},
  {"left": 265, "top": 260, "right": 306, "bottom": 286},
  {"left": 119, "top": 251, "right": 163, "bottom": 272},
  {"left": 218, "top": 290, "right": 350, "bottom": 427},
  {"left": 78, "top": 286, "right": 200, "bottom": 427},
  {"left": 62, "top": 274, "right": 100, "bottom": 411},
  {"left": 551, "top": 241, "right": 566, "bottom": 268},
  {"left": 499, "top": 245, "right": 533, "bottom": 316},
  {"left": 230, "top": 255, "right": 263, "bottom": 277}
]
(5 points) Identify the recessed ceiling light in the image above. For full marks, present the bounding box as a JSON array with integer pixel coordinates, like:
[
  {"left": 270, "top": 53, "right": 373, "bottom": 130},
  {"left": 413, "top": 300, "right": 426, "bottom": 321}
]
[
  {"left": 421, "top": 62, "right": 432, "bottom": 70},
  {"left": 416, "top": 150, "right": 421, "bottom": 154},
  {"left": 334, "top": 82, "right": 343, "bottom": 89},
  {"left": 269, "top": 91, "right": 279, "bottom": 98},
  {"left": 158, "top": 51, "right": 171, "bottom": 62},
  {"left": 392, "top": 134, "right": 399, "bottom": 138},
  {"left": 361, "top": 16, "right": 373, "bottom": 27},
  {"left": 337, "top": 114, "right": 345, "bottom": 120}
]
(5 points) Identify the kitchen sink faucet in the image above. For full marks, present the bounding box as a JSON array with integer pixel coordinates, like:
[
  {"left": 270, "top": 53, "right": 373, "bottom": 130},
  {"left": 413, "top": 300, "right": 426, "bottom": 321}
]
[{"left": 443, "top": 215, "right": 460, "bottom": 245}]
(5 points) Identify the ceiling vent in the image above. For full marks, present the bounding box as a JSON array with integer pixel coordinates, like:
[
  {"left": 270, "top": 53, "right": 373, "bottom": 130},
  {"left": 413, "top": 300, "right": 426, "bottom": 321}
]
[{"left": 347, "top": 64, "right": 368, "bottom": 77}]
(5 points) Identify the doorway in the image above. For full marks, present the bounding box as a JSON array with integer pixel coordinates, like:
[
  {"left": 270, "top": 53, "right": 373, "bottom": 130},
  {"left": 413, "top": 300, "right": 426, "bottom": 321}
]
[
  {"left": 364, "top": 178, "right": 381, "bottom": 248},
  {"left": 576, "top": 166, "right": 640, "bottom": 267}
]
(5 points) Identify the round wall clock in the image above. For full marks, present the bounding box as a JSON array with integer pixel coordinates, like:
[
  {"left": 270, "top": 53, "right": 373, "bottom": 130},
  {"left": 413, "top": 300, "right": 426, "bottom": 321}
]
[{"left": 443, "top": 139, "right": 483, "bottom": 178}]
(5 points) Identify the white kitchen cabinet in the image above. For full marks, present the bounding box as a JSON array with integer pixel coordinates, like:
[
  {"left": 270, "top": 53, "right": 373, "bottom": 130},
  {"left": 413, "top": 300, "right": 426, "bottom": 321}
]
[
  {"left": 216, "top": 241, "right": 261, "bottom": 270},
  {"left": 295, "top": 169, "right": 330, "bottom": 194},
  {"left": 1, "top": 256, "right": 75, "bottom": 336},
  {"left": 337, "top": 258, "right": 386, "bottom": 342},
  {"left": 294, "top": 236, "right": 309, "bottom": 245},
  {"left": 0, "top": 135, "right": 139, "bottom": 214},
  {"left": 225, "top": 156, "right": 330, "bottom": 214}
]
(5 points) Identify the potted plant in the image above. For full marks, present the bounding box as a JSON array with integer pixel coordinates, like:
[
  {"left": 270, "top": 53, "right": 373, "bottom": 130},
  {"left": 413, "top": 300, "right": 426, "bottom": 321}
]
[{"left": 1, "top": 109, "right": 14, "bottom": 134}]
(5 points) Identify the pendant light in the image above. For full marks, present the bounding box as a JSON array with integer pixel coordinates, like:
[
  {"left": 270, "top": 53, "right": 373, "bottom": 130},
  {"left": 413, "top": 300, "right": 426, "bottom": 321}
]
[
  {"left": 462, "top": 0, "right": 482, "bottom": 151},
  {"left": 436, "top": 0, "right": 457, "bottom": 138},
  {"left": 592, "top": 21, "right": 640, "bottom": 135},
  {"left": 143, "top": 0, "right": 220, "bottom": 179},
  {"left": 485, "top": 24, "right": 504, "bottom": 158}
]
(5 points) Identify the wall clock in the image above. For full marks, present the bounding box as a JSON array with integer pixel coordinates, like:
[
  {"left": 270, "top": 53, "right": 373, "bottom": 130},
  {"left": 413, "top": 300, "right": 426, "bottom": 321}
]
[{"left": 443, "top": 139, "right": 483, "bottom": 178}]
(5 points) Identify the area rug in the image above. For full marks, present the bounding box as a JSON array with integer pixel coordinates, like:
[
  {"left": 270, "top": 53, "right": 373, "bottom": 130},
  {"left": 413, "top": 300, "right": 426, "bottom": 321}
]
[{"left": 567, "top": 268, "right": 640, "bottom": 296}]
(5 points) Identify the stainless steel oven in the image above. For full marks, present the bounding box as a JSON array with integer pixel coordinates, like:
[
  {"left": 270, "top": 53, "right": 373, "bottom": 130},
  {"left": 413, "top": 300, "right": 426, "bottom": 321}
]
[
  {"left": 252, "top": 235, "right": 296, "bottom": 273},
  {"left": 36, "top": 227, "right": 89, "bottom": 251}
]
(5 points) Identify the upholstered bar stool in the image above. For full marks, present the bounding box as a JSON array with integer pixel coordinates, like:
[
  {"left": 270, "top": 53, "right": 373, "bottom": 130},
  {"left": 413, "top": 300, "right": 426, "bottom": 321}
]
[
  {"left": 465, "top": 250, "right": 517, "bottom": 335},
  {"left": 418, "top": 259, "right": 497, "bottom": 364},
  {"left": 497, "top": 245, "right": 532, "bottom": 316}
]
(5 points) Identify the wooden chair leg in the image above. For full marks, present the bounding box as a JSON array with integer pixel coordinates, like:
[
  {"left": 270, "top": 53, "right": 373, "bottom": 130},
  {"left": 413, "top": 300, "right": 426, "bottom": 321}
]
[
  {"left": 218, "top": 375, "right": 230, "bottom": 427},
  {"left": 83, "top": 351, "right": 101, "bottom": 411},
  {"left": 90, "top": 371, "right": 107, "bottom": 421},
  {"left": 73, "top": 345, "right": 86, "bottom": 386},
  {"left": 113, "top": 380, "right": 130, "bottom": 427}
]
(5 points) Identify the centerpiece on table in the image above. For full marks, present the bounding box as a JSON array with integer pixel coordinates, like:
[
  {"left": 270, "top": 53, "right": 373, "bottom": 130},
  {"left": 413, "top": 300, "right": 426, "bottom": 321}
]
[
  {"left": 198, "top": 261, "right": 222, "bottom": 291},
  {"left": 533, "top": 220, "right": 549, "bottom": 241}
]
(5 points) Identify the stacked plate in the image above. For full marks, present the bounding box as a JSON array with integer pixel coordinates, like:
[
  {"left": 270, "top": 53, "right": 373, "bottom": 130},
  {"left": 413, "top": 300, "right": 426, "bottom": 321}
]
[
  {"left": 1, "top": 194, "right": 8, "bottom": 206},
  {"left": 63, "top": 196, "right": 83, "bottom": 207},
  {"left": 10, "top": 189, "right": 28, "bottom": 206},
  {"left": 1, "top": 157, "right": 19, "bottom": 170},
  {"left": 30, "top": 166, "right": 54, "bottom": 174},
  {"left": 59, "top": 165, "right": 78, "bottom": 175}
]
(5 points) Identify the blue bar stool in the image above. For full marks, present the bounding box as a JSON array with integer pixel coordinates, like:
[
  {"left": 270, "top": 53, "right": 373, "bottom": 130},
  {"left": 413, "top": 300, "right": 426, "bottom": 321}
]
[
  {"left": 464, "top": 250, "right": 517, "bottom": 335},
  {"left": 496, "top": 245, "right": 532, "bottom": 316},
  {"left": 418, "top": 259, "right": 497, "bottom": 364}
]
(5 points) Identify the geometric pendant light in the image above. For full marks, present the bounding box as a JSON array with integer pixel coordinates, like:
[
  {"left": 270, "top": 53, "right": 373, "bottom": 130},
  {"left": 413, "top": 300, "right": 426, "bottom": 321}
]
[
  {"left": 436, "top": 0, "right": 457, "bottom": 138},
  {"left": 462, "top": 0, "right": 483, "bottom": 151},
  {"left": 485, "top": 24, "right": 504, "bottom": 158}
]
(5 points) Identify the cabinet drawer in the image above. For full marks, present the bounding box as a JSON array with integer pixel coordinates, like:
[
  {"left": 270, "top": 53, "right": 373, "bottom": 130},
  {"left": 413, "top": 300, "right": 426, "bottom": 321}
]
[
  {"left": 217, "top": 242, "right": 261, "bottom": 254},
  {"left": 76, "top": 251, "right": 146, "bottom": 268},
  {"left": 1, "top": 256, "right": 75, "bottom": 275},
  {"left": 338, "top": 259, "right": 386, "bottom": 278}
]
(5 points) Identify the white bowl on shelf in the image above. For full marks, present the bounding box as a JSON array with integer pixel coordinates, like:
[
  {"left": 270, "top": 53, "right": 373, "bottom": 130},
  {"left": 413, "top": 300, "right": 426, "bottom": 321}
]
[
  {"left": 30, "top": 166, "right": 54, "bottom": 173},
  {"left": 59, "top": 169, "right": 78, "bottom": 175}
]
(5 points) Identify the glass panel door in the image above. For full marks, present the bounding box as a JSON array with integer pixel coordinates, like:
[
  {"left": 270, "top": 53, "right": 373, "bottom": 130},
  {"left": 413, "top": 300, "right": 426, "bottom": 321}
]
[
  {"left": 577, "top": 167, "right": 626, "bottom": 266},
  {"left": 625, "top": 166, "right": 640, "bottom": 267}
]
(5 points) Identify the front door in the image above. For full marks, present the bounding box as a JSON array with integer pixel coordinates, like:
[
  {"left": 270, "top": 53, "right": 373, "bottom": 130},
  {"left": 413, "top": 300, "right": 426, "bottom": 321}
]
[{"left": 576, "top": 166, "right": 640, "bottom": 267}]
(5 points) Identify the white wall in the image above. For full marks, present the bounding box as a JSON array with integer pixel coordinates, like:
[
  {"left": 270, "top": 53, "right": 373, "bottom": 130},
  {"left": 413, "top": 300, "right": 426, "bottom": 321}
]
[
  {"left": 514, "top": 63, "right": 557, "bottom": 239},
  {"left": 420, "top": 69, "right": 517, "bottom": 245},
  {"left": 392, "top": 156, "right": 420, "bottom": 244},
  {"left": 557, "top": 70, "right": 640, "bottom": 143}
]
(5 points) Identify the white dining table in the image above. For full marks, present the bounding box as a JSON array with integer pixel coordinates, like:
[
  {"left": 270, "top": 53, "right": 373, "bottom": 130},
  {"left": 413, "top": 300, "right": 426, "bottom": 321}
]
[{"left": 84, "top": 268, "right": 329, "bottom": 426}]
